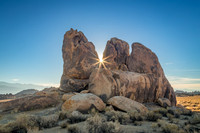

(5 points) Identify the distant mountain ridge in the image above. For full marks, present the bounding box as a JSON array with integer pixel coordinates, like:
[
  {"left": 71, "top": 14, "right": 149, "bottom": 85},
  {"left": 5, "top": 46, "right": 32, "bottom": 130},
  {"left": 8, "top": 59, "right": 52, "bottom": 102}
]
[
  {"left": 0, "top": 81, "right": 48, "bottom": 94},
  {"left": 15, "top": 89, "right": 39, "bottom": 98}
]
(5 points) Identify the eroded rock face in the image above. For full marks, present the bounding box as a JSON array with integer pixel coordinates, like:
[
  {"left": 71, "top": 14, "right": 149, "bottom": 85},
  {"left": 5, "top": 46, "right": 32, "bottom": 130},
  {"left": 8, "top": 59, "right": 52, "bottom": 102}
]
[
  {"left": 60, "top": 28, "right": 98, "bottom": 92},
  {"left": 103, "top": 38, "right": 129, "bottom": 70},
  {"left": 89, "top": 68, "right": 160, "bottom": 103},
  {"left": 107, "top": 96, "right": 148, "bottom": 114},
  {"left": 62, "top": 93, "right": 106, "bottom": 113}
]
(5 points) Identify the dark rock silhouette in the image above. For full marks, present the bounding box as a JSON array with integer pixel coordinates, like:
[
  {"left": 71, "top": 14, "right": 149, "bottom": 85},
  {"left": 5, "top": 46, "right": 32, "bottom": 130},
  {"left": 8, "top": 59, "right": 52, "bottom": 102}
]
[{"left": 60, "top": 29, "right": 176, "bottom": 106}]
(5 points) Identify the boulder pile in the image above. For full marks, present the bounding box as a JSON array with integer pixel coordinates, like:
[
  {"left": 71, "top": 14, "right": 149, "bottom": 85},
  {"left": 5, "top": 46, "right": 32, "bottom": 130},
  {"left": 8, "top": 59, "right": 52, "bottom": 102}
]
[{"left": 60, "top": 28, "right": 176, "bottom": 113}]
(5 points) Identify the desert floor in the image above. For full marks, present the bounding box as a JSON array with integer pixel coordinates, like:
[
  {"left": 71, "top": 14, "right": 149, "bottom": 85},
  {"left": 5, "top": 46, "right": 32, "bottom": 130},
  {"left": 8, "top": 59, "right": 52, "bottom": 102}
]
[{"left": 177, "top": 96, "right": 200, "bottom": 112}]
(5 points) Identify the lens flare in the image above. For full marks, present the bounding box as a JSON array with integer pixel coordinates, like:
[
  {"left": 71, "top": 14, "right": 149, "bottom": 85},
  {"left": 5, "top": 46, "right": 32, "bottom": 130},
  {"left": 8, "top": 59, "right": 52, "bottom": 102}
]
[{"left": 89, "top": 52, "right": 112, "bottom": 70}]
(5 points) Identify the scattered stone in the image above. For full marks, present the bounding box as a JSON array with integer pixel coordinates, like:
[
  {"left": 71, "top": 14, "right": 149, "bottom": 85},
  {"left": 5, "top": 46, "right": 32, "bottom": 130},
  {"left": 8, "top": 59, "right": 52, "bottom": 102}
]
[
  {"left": 62, "top": 92, "right": 77, "bottom": 102},
  {"left": 62, "top": 93, "right": 106, "bottom": 113},
  {"left": 157, "top": 98, "right": 171, "bottom": 108},
  {"left": 107, "top": 96, "right": 148, "bottom": 114}
]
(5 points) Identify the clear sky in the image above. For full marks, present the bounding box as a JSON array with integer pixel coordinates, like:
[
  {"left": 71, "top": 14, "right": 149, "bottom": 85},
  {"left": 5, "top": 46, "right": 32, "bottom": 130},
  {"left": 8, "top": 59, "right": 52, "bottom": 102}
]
[{"left": 0, "top": 0, "right": 200, "bottom": 91}]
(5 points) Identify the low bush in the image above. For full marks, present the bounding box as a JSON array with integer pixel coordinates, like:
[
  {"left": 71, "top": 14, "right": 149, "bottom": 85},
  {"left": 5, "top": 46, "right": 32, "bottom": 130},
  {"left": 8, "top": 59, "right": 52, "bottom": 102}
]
[
  {"left": 158, "top": 120, "right": 182, "bottom": 133},
  {"left": 59, "top": 119, "right": 70, "bottom": 128},
  {"left": 168, "top": 107, "right": 192, "bottom": 116},
  {"left": 180, "top": 108, "right": 193, "bottom": 116},
  {"left": 16, "top": 114, "right": 41, "bottom": 131},
  {"left": 189, "top": 113, "right": 200, "bottom": 124},
  {"left": 133, "top": 121, "right": 142, "bottom": 126},
  {"left": 0, "top": 113, "right": 60, "bottom": 132},
  {"left": 128, "top": 111, "right": 143, "bottom": 122},
  {"left": 67, "top": 124, "right": 82, "bottom": 133},
  {"left": 69, "top": 111, "right": 91, "bottom": 124},
  {"left": 162, "top": 123, "right": 179, "bottom": 133},
  {"left": 0, "top": 121, "right": 27, "bottom": 133},
  {"left": 166, "top": 113, "right": 174, "bottom": 121},
  {"left": 58, "top": 110, "right": 71, "bottom": 120},
  {"left": 89, "top": 107, "right": 99, "bottom": 116},
  {"left": 39, "top": 114, "right": 59, "bottom": 128},
  {"left": 146, "top": 111, "right": 162, "bottom": 121},
  {"left": 154, "top": 108, "right": 168, "bottom": 117},
  {"left": 104, "top": 106, "right": 114, "bottom": 112},
  {"left": 151, "top": 123, "right": 158, "bottom": 128},
  {"left": 105, "top": 110, "right": 131, "bottom": 124},
  {"left": 86, "top": 113, "right": 121, "bottom": 133}
]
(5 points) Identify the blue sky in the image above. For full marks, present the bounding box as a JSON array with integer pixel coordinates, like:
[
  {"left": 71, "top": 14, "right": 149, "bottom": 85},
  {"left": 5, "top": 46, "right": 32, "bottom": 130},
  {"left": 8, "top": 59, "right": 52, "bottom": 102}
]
[{"left": 0, "top": 0, "right": 199, "bottom": 91}]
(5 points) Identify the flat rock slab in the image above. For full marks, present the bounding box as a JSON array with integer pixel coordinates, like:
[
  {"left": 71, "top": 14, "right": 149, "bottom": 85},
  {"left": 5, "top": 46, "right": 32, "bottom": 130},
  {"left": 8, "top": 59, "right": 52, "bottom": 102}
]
[
  {"left": 107, "top": 96, "right": 148, "bottom": 114},
  {"left": 62, "top": 93, "right": 106, "bottom": 113}
]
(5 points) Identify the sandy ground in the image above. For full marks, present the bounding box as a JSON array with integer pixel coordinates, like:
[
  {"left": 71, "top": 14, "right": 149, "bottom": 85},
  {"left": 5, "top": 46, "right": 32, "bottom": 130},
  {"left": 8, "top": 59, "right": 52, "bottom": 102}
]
[{"left": 177, "top": 95, "right": 200, "bottom": 112}]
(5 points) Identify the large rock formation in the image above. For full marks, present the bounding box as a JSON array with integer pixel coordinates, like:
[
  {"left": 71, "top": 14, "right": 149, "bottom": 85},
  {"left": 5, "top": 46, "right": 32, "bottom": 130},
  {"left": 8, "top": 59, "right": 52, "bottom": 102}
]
[
  {"left": 60, "top": 29, "right": 176, "bottom": 106},
  {"left": 100, "top": 40, "right": 176, "bottom": 106},
  {"left": 60, "top": 28, "right": 98, "bottom": 92}
]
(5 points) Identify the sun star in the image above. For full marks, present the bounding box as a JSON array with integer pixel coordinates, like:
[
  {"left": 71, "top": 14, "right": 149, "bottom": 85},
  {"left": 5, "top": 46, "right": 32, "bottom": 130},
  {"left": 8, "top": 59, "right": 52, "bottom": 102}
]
[
  {"left": 99, "top": 57, "right": 104, "bottom": 63},
  {"left": 89, "top": 52, "right": 112, "bottom": 70}
]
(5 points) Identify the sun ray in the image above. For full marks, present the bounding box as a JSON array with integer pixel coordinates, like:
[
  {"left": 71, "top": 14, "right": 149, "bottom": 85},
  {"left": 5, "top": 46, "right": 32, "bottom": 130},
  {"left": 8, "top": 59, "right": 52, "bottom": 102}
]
[{"left": 102, "top": 62, "right": 107, "bottom": 70}]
